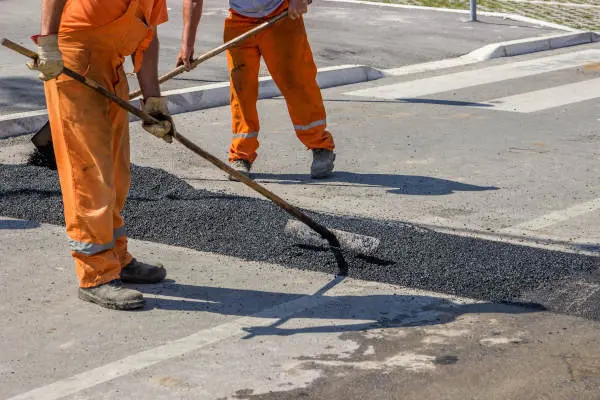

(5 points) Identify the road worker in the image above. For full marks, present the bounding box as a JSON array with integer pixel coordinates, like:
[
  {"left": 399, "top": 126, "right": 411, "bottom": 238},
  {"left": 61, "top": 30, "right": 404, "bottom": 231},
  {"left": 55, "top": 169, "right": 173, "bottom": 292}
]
[
  {"left": 177, "top": 0, "right": 336, "bottom": 179},
  {"left": 29, "top": 0, "right": 176, "bottom": 310}
]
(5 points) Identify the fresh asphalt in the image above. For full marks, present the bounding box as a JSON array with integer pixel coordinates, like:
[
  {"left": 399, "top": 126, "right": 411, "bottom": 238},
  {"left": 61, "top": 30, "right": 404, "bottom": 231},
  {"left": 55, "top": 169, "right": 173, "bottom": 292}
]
[{"left": 1, "top": 162, "right": 597, "bottom": 320}]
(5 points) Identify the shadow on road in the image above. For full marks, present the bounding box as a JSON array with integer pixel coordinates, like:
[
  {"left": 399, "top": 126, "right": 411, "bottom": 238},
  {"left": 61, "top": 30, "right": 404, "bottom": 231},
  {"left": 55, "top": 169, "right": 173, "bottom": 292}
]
[
  {"left": 0, "top": 76, "right": 46, "bottom": 113},
  {"left": 252, "top": 171, "right": 498, "bottom": 195},
  {"left": 323, "top": 98, "right": 492, "bottom": 108},
  {"left": 135, "top": 276, "right": 544, "bottom": 338},
  {"left": 0, "top": 218, "right": 40, "bottom": 230}
]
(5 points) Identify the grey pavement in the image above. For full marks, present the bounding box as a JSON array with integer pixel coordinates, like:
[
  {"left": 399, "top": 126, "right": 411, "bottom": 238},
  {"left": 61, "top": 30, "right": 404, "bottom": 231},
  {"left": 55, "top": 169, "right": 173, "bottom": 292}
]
[
  {"left": 2, "top": 221, "right": 599, "bottom": 399},
  {"left": 0, "top": 0, "right": 560, "bottom": 114},
  {"left": 2, "top": 43, "right": 600, "bottom": 398}
]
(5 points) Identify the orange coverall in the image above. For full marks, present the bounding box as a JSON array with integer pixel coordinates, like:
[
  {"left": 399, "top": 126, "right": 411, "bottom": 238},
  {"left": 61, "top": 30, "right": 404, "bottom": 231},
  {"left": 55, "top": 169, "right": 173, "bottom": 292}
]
[
  {"left": 224, "top": 0, "right": 335, "bottom": 163},
  {"left": 44, "top": 0, "right": 167, "bottom": 288}
]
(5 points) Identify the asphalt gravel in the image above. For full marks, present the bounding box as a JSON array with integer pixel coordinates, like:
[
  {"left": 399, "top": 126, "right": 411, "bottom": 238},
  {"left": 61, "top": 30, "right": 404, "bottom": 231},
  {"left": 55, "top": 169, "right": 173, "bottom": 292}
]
[{"left": 1, "top": 163, "right": 599, "bottom": 319}]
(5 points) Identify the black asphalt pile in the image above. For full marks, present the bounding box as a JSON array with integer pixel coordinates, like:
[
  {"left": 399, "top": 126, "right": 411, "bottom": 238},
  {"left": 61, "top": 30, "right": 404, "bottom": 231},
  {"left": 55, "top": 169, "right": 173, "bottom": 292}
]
[{"left": 1, "top": 163, "right": 599, "bottom": 319}]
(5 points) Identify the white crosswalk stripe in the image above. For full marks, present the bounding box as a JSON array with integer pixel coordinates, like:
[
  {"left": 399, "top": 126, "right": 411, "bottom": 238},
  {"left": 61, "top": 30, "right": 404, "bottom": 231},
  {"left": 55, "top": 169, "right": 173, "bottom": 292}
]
[
  {"left": 345, "top": 49, "right": 600, "bottom": 114},
  {"left": 470, "top": 78, "right": 600, "bottom": 113}
]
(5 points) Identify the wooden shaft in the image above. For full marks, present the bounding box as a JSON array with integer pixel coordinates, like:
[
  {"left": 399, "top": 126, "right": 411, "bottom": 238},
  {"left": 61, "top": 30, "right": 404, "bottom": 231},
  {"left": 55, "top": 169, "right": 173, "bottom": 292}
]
[
  {"left": 128, "top": 10, "right": 289, "bottom": 99},
  {"left": 1, "top": 35, "right": 342, "bottom": 250},
  {"left": 1, "top": 38, "right": 38, "bottom": 59}
]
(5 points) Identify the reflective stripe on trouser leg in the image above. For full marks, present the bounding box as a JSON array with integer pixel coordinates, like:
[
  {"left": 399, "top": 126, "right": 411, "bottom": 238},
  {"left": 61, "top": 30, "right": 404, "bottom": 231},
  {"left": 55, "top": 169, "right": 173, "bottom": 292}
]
[
  {"left": 294, "top": 119, "right": 326, "bottom": 132},
  {"left": 225, "top": 12, "right": 262, "bottom": 163},
  {"left": 68, "top": 227, "right": 127, "bottom": 255},
  {"left": 232, "top": 132, "right": 258, "bottom": 139},
  {"left": 259, "top": 16, "right": 335, "bottom": 151}
]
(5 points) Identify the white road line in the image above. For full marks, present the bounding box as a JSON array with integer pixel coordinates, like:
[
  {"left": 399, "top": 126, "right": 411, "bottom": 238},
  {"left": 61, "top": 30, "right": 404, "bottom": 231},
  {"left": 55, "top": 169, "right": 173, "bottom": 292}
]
[
  {"left": 345, "top": 50, "right": 600, "bottom": 99},
  {"left": 473, "top": 78, "right": 600, "bottom": 113},
  {"left": 503, "top": 197, "right": 600, "bottom": 232},
  {"left": 7, "top": 283, "right": 341, "bottom": 400}
]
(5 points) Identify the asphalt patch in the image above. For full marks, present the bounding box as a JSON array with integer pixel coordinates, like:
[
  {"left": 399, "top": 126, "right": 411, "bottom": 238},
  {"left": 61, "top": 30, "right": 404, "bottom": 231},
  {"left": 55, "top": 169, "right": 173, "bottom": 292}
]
[{"left": 1, "top": 163, "right": 599, "bottom": 319}]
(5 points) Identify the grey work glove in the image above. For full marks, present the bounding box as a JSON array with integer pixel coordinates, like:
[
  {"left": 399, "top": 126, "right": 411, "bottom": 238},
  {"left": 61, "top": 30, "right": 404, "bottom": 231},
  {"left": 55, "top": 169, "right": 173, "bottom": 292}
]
[
  {"left": 27, "top": 34, "right": 64, "bottom": 81},
  {"left": 141, "top": 97, "right": 175, "bottom": 143}
]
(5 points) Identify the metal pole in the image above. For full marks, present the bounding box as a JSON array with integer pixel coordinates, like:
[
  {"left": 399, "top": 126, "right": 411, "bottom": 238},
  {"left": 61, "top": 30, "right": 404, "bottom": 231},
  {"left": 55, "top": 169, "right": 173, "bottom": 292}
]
[{"left": 470, "top": 0, "right": 477, "bottom": 21}]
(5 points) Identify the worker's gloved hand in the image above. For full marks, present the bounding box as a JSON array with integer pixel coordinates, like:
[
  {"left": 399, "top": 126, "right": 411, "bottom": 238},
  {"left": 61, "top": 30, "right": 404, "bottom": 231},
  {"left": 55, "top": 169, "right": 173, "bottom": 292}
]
[
  {"left": 141, "top": 97, "right": 175, "bottom": 143},
  {"left": 27, "top": 34, "right": 64, "bottom": 81},
  {"left": 288, "top": 0, "right": 309, "bottom": 19}
]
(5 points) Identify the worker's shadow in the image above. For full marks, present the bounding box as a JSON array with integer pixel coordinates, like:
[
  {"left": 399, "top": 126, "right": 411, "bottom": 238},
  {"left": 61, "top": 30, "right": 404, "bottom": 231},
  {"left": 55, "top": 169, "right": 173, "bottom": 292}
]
[
  {"left": 134, "top": 277, "right": 544, "bottom": 339},
  {"left": 0, "top": 218, "right": 40, "bottom": 230},
  {"left": 0, "top": 76, "right": 46, "bottom": 112},
  {"left": 252, "top": 172, "right": 498, "bottom": 195}
]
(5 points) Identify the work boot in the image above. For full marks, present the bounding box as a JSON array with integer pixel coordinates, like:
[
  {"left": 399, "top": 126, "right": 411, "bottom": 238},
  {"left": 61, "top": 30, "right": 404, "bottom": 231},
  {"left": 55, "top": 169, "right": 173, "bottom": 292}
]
[
  {"left": 228, "top": 159, "right": 252, "bottom": 181},
  {"left": 311, "top": 149, "right": 335, "bottom": 179},
  {"left": 78, "top": 279, "right": 144, "bottom": 310},
  {"left": 120, "top": 258, "right": 167, "bottom": 284}
]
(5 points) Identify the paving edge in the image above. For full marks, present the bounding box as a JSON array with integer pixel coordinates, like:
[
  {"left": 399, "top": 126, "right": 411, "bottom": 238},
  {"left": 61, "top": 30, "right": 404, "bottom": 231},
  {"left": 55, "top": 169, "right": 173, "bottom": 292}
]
[
  {"left": 383, "top": 31, "right": 600, "bottom": 76},
  {"left": 0, "top": 64, "right": 384, "bottom": 139}
]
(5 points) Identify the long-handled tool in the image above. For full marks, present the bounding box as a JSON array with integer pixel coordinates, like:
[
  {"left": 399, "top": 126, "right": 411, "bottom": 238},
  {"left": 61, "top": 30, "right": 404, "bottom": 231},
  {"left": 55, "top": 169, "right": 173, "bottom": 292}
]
[
  {"left": 3, "top": 38, "right": 381, "bottom": 276},
  {"left": 28, "top": 10, "right": 291, "bottom": 170}
]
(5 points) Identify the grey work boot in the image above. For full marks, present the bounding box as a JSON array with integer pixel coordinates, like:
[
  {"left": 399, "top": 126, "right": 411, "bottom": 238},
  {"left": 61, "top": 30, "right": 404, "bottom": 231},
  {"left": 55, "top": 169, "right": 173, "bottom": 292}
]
[
  {"left": 120, "top": 258, "right": 167, "bottom": 284},
  {"left": 228, "top": 159, "right": 252, "bottom": 181},
  {"left": 311, "top": 149, "right": 336, "bottom": 179},
  {"left": 78, "top": 279, "right": 144, "bottom": 310}
]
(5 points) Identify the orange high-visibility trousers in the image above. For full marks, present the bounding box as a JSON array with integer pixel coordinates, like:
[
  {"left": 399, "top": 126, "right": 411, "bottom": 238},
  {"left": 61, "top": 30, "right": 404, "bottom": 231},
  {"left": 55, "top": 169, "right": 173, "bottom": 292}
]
[
  {"left": 44, "top": 0, "right": 154, "bottom": 288},
  {"left": 224, "top": 3, "right": 335, "bottom": 163}
]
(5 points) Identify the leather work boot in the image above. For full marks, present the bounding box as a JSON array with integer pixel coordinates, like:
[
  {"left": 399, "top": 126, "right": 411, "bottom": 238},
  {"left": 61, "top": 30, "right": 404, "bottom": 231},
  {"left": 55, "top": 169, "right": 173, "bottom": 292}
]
[
  {"left": 120, "top": 258, "right": 167, "bottom": 284},
  {"left": 78, "top": 279, "right": 145, "bottom": 310},
  {"left": 228, "top": 159, "right": 252, "bottom": 181},
  {"left": 311, "top": 149, "right": 335, "bottom": 179}
]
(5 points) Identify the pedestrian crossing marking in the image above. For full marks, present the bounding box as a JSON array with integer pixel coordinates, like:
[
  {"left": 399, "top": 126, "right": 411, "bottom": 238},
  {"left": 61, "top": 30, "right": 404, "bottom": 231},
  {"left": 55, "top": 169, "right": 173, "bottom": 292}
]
[
  {"left": 345, "top": 50, "right": 600, "bottom": 100},
  {"left": 469, "top": 78, "right": 600, "bottom": 113}
]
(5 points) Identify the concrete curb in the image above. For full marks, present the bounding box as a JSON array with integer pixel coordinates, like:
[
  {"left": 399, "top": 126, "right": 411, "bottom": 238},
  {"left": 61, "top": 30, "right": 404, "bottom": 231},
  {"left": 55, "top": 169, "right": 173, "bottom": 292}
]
[
  {"left": 383, "top": 31, "right": 600, "bottom": 77},
  {"left": 467, "top": 31, "right": 600, "bottom": 61},
  {"left": 0, "top": 65, "right": 383, "bottom": 139}
]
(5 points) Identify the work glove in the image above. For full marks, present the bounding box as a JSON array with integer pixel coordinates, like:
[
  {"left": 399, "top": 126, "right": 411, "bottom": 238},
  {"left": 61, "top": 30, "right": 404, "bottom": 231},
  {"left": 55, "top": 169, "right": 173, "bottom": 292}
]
[
  {"left": 141, "top": 97, "right": 175, "bottom": 143},
  {"left": 27, "top": 34, "right": 64, "bottom": 81}
]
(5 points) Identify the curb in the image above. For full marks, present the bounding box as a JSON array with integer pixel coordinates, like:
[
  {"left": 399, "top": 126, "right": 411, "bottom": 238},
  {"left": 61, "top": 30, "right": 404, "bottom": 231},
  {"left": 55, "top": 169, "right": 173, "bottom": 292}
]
[
  {"left": 466, "top": 31, "right": 600, "bottom": 61},
  {"left": 383, "top": 31, "right": 600, "bottom": 77},
  {"left": 0, "top": 65, "right": 383, "bottom": 139}
]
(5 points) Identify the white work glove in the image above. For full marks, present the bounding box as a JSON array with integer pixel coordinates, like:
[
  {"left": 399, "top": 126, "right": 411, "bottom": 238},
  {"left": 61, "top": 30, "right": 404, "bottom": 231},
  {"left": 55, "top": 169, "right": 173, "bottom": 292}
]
[
  {"left": 141, "top": 97, "right": 175, "bottom": 143},
  {"left": 27, "top": 35, "right": 64, "bottom": 81}
]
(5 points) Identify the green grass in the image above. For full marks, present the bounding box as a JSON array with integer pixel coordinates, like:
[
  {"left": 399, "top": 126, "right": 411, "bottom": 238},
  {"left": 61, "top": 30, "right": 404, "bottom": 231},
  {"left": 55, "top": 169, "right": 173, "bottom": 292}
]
[{"left": 366, "top": 0, "right": 600, "bottom": 30}]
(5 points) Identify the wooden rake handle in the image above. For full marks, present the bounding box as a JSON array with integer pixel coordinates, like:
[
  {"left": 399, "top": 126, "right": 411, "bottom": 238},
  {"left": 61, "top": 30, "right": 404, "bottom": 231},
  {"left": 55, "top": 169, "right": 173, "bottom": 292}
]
[
  {"left": 1, "top": 37, "right": 347, "bottom": 272},
  {"left": 127, "top": 10, "right": 289, "bottom": 99}
]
